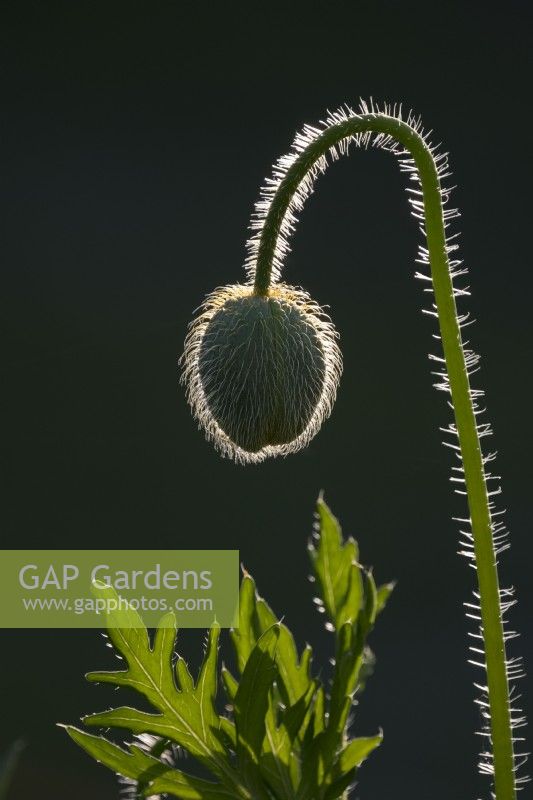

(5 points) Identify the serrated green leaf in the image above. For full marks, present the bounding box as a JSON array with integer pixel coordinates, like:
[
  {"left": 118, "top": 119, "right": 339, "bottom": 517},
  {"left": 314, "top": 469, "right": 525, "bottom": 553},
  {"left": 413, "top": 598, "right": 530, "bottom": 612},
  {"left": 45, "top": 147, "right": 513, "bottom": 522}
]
[
  {"left": 65, "top": 728, "right": 236, "bottom": 799},
  {"left": 338, "top": 734, "right": 382, "bottom": 773},
  {"left": 233, "top": 573, "right": 315, "bottom": 715},
  {"left": 261, "top": 680, "right": 317, "bottom": 799},
  {"left": 234, "top": 624, "right": 280, "bottom": 763},
  {"left": 376, "top": 581, "right": 395, "bottom": 615},
  {"left": 84, "top": 707, "right": 183, "bottom": 739},
  {"left": 276, "top": 627, "right": 313, "bottom": 708},
  {"left": 361, "top": 569, "right": 378, "bottom": 632},
  {"left": 260, "top": 691, "right": 296, "bottom": 799},
  {"left": 255, "top": 594, "right": 278, "bottom": 633},
  {"left": 322, "top": 734, "right": 383, "bottom": 800},
  {"left": 253, "top": 583, "right": 314, "bottom": 711},
  {"left": 336, "top": 561, "right": 363, "bottom": 630},
  {"left": 331, "top": 572, "right": 378, "bottom": 716},
  {"left": 87, "top": 619, "right": 227, "bottom": 773},
  {"left": 309, "top": 498, "right": 361, "bottom": 631},
  {"left": 328, "top": 623, "right": 363, "bottom": 733},
  {"left": 221, "top": 666, "right": 239, "bottom": 702},
  {"left": 64, "top": 727, "right": 157, "bottom": 782},
  {"left": 176, "top": 656, "right": 195, "bottom": 692},
  {"left": 72, "top": 583, "right": 247, "bottom": 797},
  {"left": 234, "top": 624, "right": 280, "bottom": 799},
  {"left": 231, "top": 574, "right": 257, "bottom": 673}
]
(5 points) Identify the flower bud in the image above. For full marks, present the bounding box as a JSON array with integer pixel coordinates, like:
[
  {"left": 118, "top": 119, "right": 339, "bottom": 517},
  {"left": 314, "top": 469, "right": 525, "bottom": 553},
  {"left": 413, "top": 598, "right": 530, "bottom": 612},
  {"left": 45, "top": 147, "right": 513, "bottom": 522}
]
[{"left": 181, "top": 283, "right": 342, "bottom": 463}]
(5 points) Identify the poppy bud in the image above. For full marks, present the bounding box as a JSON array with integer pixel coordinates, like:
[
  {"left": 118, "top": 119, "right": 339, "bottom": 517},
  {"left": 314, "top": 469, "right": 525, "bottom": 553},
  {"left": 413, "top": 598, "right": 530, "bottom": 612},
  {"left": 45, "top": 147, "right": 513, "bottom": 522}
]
[{"left": 181, "top": 283, "right": 342, "bottom": 463}]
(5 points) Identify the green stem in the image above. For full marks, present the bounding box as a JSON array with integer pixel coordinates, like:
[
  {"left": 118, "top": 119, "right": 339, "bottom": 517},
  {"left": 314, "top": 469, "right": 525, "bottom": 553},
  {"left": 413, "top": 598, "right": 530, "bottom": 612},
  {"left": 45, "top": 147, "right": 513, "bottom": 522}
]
[{"left": 253, "top": 113, "right": 516, "bottom": 800}]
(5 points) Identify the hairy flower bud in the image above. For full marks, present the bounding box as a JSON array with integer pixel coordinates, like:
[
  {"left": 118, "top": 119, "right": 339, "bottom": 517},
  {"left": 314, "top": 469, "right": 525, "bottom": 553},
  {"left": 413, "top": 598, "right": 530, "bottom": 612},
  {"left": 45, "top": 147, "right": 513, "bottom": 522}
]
[{"left": 181, "top": 283, "right": 342, "bottom": 463}]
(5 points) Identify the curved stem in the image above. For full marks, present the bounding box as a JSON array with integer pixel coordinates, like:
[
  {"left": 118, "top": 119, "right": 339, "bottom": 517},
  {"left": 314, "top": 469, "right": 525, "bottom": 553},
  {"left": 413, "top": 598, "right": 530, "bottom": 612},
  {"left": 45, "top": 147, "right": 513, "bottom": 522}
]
[{"left": 254, "top": 114, "right": 516, "bottom": 800}]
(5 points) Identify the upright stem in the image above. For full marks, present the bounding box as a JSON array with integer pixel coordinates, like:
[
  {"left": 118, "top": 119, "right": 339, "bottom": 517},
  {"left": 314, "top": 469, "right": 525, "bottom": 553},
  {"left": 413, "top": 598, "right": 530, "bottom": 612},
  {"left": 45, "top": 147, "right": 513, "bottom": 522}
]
[{"left": 253, "top": 114, "right": 516, "bottom": 800}]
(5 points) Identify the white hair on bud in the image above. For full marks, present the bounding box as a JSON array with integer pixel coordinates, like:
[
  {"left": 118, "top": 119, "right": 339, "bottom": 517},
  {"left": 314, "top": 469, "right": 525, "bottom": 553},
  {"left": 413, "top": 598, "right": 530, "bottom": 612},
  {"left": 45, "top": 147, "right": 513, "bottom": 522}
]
[{"left": 180, "top": 282, "right": 342, "bottom": 464}]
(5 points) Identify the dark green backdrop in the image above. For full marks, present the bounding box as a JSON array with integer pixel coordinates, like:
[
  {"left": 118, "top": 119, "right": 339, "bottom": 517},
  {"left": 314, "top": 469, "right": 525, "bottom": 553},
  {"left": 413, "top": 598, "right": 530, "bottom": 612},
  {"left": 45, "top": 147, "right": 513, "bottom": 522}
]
[{"left": 1, "top": 1, "right": 531, "bottom": 798}]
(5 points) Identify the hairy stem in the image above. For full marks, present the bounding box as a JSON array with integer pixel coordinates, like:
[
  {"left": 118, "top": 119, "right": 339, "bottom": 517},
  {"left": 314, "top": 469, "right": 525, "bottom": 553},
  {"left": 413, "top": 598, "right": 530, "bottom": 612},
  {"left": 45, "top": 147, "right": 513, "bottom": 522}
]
[{"left": 253, "top": 114, "right": 516, "bottom": 800}]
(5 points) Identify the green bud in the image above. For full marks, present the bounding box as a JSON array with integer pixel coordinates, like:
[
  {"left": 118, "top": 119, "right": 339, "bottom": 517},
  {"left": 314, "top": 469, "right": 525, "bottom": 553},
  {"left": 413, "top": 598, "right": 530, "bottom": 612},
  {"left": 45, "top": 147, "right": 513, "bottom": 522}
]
[{"left": 181, "top": 284, "right": 342, "bottom": 464}]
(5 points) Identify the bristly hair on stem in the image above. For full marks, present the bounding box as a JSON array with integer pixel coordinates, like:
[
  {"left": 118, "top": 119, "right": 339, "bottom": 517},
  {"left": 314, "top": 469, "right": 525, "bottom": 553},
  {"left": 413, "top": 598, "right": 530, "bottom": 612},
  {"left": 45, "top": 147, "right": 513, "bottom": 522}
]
[{"left": 237, "top": 100, "right": 528, "bottom": 798}]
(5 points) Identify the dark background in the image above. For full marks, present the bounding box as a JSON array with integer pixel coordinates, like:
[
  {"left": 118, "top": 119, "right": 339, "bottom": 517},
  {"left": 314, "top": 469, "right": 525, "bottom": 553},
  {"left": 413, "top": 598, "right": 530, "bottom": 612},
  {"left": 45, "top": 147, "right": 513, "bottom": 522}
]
[{"left": 1, "top": 1, "right": 532, "bottom": 798}]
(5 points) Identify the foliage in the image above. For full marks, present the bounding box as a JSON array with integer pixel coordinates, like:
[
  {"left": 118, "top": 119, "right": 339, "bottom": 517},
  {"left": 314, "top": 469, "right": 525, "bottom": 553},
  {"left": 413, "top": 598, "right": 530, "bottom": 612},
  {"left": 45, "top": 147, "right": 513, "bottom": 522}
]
[{"left": 64, "top": 498, "right": 393, "bottom": 799}]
